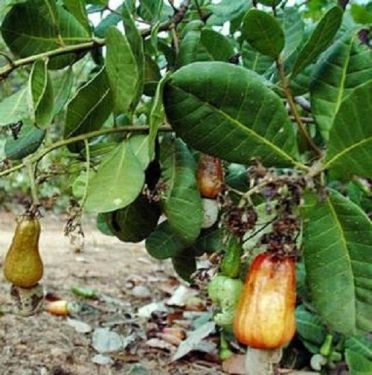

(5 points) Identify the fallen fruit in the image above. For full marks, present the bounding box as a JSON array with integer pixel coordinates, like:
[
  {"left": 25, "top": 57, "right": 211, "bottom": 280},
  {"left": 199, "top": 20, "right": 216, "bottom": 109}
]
[
  {"left": 233, "top": 252, "right": 296, "bottom": 349},
  {"left": 45, "top": 300, "right": 69, "bottom": 316},
  {"left": 197, "top": 154, "right": 224, "bottom": 198},
  {"left": 4, "top": 215, "right": 43, "bottom": 288}
]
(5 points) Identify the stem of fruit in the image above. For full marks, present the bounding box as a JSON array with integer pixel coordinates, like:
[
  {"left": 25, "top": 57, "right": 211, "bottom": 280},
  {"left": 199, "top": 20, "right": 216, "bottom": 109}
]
[
  {"left": 276, "top": 57, "right": 322, "bottom": 158},
  {"left": 25, "top": 159, "right": 40, "bottom": 207},
  {"left": 245, "top": 347, "right": 282, "bottom": 375},
  {"left": 0, "top": 125, "right": 173, "bottom": 178}
]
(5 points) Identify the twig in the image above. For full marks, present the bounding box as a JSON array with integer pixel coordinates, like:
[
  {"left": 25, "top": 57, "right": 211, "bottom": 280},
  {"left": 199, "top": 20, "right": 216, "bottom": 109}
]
[
  {"left": 0, "top": 39, "right": 104, "bottom": 81},
  {"left": 0, "top": 125, "right": 173, "bottom": 178},
  {"left": 0, "top": 1, "right": 191, "bottom": 80},
  {"left": 142, "top": 0, "right": 190, "bottom": 37},
  {"left": 276, "top": 58, "right": 322, "bottom": 157},
  {"left": 193, "top": 0, "right": 204, "bottom": 20}
]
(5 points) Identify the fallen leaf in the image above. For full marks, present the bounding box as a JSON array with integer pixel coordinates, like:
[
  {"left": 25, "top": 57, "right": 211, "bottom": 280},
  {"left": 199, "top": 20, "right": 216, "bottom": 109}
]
[
  {"left": 167, "top": 285, "right": 197, "bottom": 307},
  {"left": 91, "top": 354, "right": 114, "bottom": 366},
  {"left": 137, "top": 302, "right": 167, "bottom": 319},
  {"left": 67, "top": 318, "right": 92, "bottom": 333},
  {"left": 92, "top": 328, "right": 125, "bottom": 353},
  {"left": 172, "top": 321, "right": 216, "bottom": 361},
  {"left": 145, "top": 338, "right": 175, "bottom": 351}
]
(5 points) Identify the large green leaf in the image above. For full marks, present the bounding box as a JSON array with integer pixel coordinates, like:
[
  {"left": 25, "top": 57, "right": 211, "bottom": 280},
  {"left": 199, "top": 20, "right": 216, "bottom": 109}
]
[
  {"left": 63, "top": 0, "right": 91, "bottom": 33},
  {"left": 145, "top": 221, "right": 188, "bottom": 259},
  {"left": 148, "top": 75, "right": 167, "bottom": 160},
  {"left": 0, "top": 88, "right": 29, "bottom": 127},
  {"left": 241, "top": 42, "right": 274, "bottom": 74},
  {"left": 1, "top": 0, "right": 91, "bottom": 69},
  {"left": 160, "top": 137, "right": 203, "bottom": 244},
  {"left": 302, "top": 190, "right": 372, "bottom": 335},
  {"left": 325, "top": 80, "right": 372, "bottom": 178},
  {"left": 163, "top": 62, "right": 299, "bottom": 167},
  {"left": 311, "top": 33, "right": 372, "bottom": 141},
  {"left": 295, "top": 305, "right": 327, "bottom": 352},
  {"left": 29, "top": 59, "right": 54, "bottom": 128},
  {"left": 64, "top": 67, "right": 113, "bottom": 151},
  {"left": 5, "top": 123, "right": 45, "bottom": 160},
  {"left": 206, "top": 0, "right": 250, "bottom": 26},
  {"left": 85, "top": 141, "right": 145, "bottom": 213},
  {"left": 281, "top": 7, "right": 304, "bottom": 59},
  {"left": 122, "top": 3, "right": 144, "bottom": 109},
  {"left": 346, "top": 350, "right": 372, "bottom": 375},
  {"left": 176, "top": 28, "right": 234, "bottom": 68},
  {"left": 105, "top": 27, "right": 139, "bottom": 114},
  {"left": 346, "top": 336, "right": 372, "bottom": 360},
  {"left": 172, "top": 252, "right": 197, "bottom": 283},
  {"left": 53, "top": 67, "right": 74, "bottom": 115},
  {"left": 104, "top": 195, "right": 160, "bottom": 243},
  {"left": 291, "top": 6, "right": 343, "bottom": 78},
  {"left": 138, "top": 0, "right": 163, "bottom": 23},
  {"left": 241, "top": 9, "right": 284, "bottom": 59}
]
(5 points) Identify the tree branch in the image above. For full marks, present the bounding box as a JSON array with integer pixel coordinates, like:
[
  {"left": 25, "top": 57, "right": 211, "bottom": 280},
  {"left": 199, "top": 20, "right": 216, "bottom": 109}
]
[
  {"left": 276, "top": 58, "right": 322, "bottom": 157},
  {"left": 0, "top": 39, "right": 104, "bottom": 81},
  {"left": 0, "top": 125, "right": 173, "bottom": 178},
  {"left": 0, "top": 0, "right": 191, "bottom": 80}
]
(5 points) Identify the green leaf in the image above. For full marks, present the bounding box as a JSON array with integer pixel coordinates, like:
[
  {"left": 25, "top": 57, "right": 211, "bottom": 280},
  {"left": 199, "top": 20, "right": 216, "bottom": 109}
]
[
  {"left": 1, "top": 0, "right": 91, "bottom": 69},
  {"left": 29, "top": 59, "right": 54, "bottom": 128},
  {"left": 176, "top": 28, "right": 235, "bottom": 67},
  {"left": 291, "top": 6, "right": 343, "bottom": 78},
  {"left": 295, "top": 305, "right": 327, "bottom": 351},
  {"left": 104, "top": 195, "right": 160, "bottom": 243},
  {"left": 105, "top": 26, "right": 139, "bottom": 114},
  {"left": 346, "top": 350, "right": 372, "bottom": 375},
  {"left": 138, "top": 0, "right": 163, "bottom": 23},
  {"left": 225, "top": 163, "right": 249, "bottom": 192},
  {"left": 148, "top": 75, "right": 167, "bottom": 160},
  {"left": 325, "top": 80, "right": 372, "bottom": 178},
  {"left": 241, "top": 9, "right": 285, "bottom": 59},
  {"left": 190, "top": 228, "right": 224, "bottom": 256},
  {"left": 241, "top": 42, "right": 274, "bottom": 74},
  {"left": 207, "top": 0, "right": 250, "bottom": 26},
  {"left": 64, "top": 67, "right": 113, "bottom": 151},
  {"left": 122, "top": 3, "right": 144, "bottom": 109},
  {"left": 172, "top": 252, "right": 197, "bottom": 283},
  {"left": 163, "top": 61, "right": 298, "bottom": 167},
  {"left": 351, "top": 4, "right": 372, "bottom": 25},
  {"left": 53, "top": 67, "right": 74, "bottom": 115},
  {"left": 63, "top": 0, "right": 91, "bottom": 33},
  {"left": 85, "top": 141, "right": 145, "bottom": 213},
  {"left": 281, "top": 7, "right": 305, "bottom": 59},
  {"left": 96, "top": 213, "right": 113, "bottom": 236},
  {"left": 94, "top": 9, "right": 121, "bottom": 38},
  {"left": 0, "top": 88, "right": 29, "bottom": 127},
  {"left": 5, "top": 123, "right": 45, "bottom": 160},
  {"left": 302, "top": 190, "right": 372, "bottom": 335},
  {"left": 256, "top": 0, "right": 281, "bottom": 6},
  {"left": 128, "top": 134, "right": 150, "bottom": 170},
  {"left": 145, "top": 221, "right": 188, "bottom": 259},
  {"left": 346, "top": 336, "right": 372, "bottom": 360},
  {"left": 160, "top": 137, "right": 203, "bottom": 244},
  {"left": 311, "top": 34, "right": 372, "bottom": 141}
]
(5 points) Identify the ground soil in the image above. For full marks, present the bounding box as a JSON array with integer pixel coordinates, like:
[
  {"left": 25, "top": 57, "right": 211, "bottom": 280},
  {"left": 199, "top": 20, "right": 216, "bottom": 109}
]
[{"left": 0, "top": 212, "right": 224, "bottom": 375}]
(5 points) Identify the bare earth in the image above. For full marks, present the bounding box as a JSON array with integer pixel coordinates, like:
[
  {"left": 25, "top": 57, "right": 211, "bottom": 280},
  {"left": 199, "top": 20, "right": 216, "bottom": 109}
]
[{"left": 0, "top": 212, "right": 223, "bottom": 375}]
